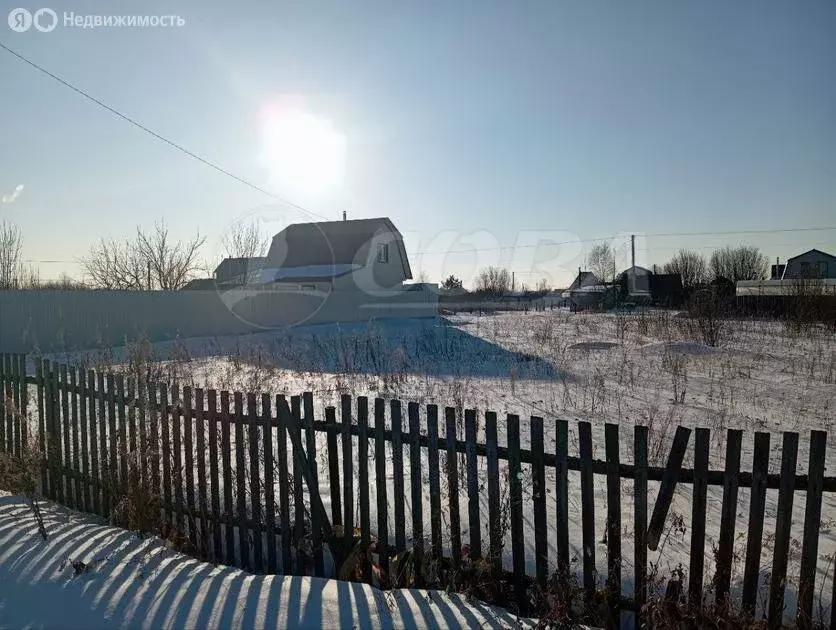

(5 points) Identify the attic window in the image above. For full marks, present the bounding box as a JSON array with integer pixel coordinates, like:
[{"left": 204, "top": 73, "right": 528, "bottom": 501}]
[{"left": 377, "top": 243, "right": 389, "bottom": 263}]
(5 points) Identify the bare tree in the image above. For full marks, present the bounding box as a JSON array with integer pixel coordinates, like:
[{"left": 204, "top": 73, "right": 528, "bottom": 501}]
[
  {"left": 709, "top": 245, "right": 768, "bottom": 283},
  {"left": 663, "top": 249, "right": 708, "bottom": 289},
  {"left": 222, "top": 219, "right": 269, "bottom": 259},
  {"left": 82, "top": 220, "right": 206, "bottom": 291},
  {"left": 587, "top": 242, "right": 616, "bottom": 284},
  {"left": 535, "top": 278, "right": 550, "bottom": 293},
  {"left": 0, "top": 219, "right": 24, "bottom": 289},
  {"left": 474, "top": 266, "right": 511, "bottom": 295}
]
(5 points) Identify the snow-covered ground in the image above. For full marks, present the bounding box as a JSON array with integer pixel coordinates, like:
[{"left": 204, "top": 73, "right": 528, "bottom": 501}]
[
  {"left": 39, "top": 309, "right": 836, "bottom": 625},
  {"left": 0, "top": 492, "right": 537, "bottom": 629}
]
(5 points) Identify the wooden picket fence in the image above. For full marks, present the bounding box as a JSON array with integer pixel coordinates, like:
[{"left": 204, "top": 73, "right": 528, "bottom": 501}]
[{"left": 1, "top": 351, "right": 835, "bottom": 627}]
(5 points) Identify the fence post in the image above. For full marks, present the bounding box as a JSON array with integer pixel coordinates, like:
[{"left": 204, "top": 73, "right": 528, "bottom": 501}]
[
  {"left": 391, "top": 400, "right": 406, "bottom": 553},
  {"left": 247, "top": 392, "right": 262, "bottom": 573},
  {"left": 464, "top": 409, "right": 481, "bottom": 560},
  {"left": 742, "top": 432, "right": 770, "bottom": 615},
  {"left": 688, "top": 427, "right": 710, "bottom": 605},
  {"left": 195, "top": 388, "right": 208, "bottom": 560},
  {"left": 797, "top": 431, "right": 827, "bottom": 629},
  {"left": 77, "top": 366, "right": 89, "bottom": 512},
  {"left": 579, "top": 421, "right": 596, "bottom": 604},
  {"left": 634, "top": 425, "right": 649, "bottom": 621},
  {"left": 507, "top": 414, "right": 525, "bottom": 614},
  {"left": 87, "top": 370, "right": 100, "bottom": 516},
  {"left": 36, "top": 359, "right": 46, "bottom": 494},
  {"left": 605, "top": 423, "right": 621, "bottom": 628},
  {"left": 485, "top": 411, "right": 501, "bottom": 574},
  {"left": 233, "top": 391, "right": 248, "bottom": 571},
  {"left": 183, "top": 387, "right": 197, "bottom": 553},
  {"left": 358, "top": 397, "right": 371, "bottom": 582},
  {"left": 262, "top": 393, "right": 277, "bottom": 574},
  {"left": 715, "top": 429, "right": 743, "bottom": 605},
  {"left": 276, "top": 394, "right": 291, "bottom": 573},
  {"left": 207, "top": 389, "right": 222, "bottom": 564},
  {"left": 341, "top": 394, "right": 354, "bottom": 557},
  {"left": 768, "top": 431, "right": 798, "bottom": 627},
  {"left": 408, "top": 402, "right": 424, "bottom": 564},
  {"left": 0, "top": 353, "right": 6, "bottom": 454},
  {"left": 427, "top": 404, "right": 442, "bottom": 561},
  {"left": 375, "top": 399, "right": 389, "bottom": 577},
  {"left": 445, "top": 407, "right": 461, "bottom": 567},
  {"left": 325, "top": 406, "right": 342, "bottom": 532},
  {"left": 303, "top": 392, "right": 323, "bottom": 576}
]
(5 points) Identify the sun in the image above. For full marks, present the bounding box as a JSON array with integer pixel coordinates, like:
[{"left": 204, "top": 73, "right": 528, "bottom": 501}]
[{"left": 257, "top": 101, "right": 346, "bottom": 198}]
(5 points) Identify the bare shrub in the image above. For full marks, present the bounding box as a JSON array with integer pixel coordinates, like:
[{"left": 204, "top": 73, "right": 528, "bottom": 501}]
[{"left": 685, "top": 289, "right": 728, "bottom": 347}]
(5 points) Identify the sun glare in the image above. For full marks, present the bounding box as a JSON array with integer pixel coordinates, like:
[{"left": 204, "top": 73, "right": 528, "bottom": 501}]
[{"left": 257, "top": 102, "right": 346, "bottom": 198}]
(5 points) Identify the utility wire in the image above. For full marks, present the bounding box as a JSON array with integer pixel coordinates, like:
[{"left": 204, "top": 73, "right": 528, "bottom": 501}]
[{"left": 0, "top": 41, "right": 330, "bottom": 222}]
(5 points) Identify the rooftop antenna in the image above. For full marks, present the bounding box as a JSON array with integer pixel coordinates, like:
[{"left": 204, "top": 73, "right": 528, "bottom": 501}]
[{"left": 342, "top": 210, "right": 347, "bottom": 221}]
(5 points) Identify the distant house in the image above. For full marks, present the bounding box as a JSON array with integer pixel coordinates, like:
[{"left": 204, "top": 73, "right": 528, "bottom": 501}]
[
  {"left": 214, "top": 257, "right": 267, "bottom": 287},
  {"left": 252, "top": 218, "right": 413, "bottom": 291},
  {"left": 615, "top": 266, "right": 683, "bottom": 306},
  {"left": 617, "top": 266, "right": 652, "bottom": 300},
  {"left": 780, "top": 249, "right": 836, "bottom": 280},
  {"left": 567, "top": 271, "right": 601, "bottom": 291}
]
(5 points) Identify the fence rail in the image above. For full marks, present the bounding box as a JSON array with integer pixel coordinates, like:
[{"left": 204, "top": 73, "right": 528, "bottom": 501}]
[{"left": 1, "top": 352, "right": 835, "bottom": 627}]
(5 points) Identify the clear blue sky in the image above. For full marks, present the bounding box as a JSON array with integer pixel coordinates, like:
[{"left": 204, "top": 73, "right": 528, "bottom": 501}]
[{"left": 1, "top": 0, "right": 834, "bottom": 286}]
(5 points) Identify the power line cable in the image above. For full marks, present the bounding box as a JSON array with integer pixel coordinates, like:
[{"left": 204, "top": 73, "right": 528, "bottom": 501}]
[{"left": 0, "top": 41, "right": 330, "bottom": 222}]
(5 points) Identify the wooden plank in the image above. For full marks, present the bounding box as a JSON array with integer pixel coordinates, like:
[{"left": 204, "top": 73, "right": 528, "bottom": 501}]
[
  {"left": 127, "top": 377, "right": 137, "bottom": 488},
  {"left": 18, "top": 355, "right": 28, "bottom": 456},
  {"left": 530, "top": 416, "right": 547, "bottom": 584},
  {"left": 98, "top": 373, "right": 108, "bottom": 515},
  {"left": 39, "top": 360, "right": 51, "bottom": 499},
  {"left": 357, "top": 396, "right": 371, "bottom": 582},
  {"left": 715, "top": 429, "right": 743, "bottom": 605},
  {"left": 87, "top": 370, "right": 100, "bottom": 517},
  {"left": 579, "top": 421, "right": 596, "bottom": 602},
  {"left": 742, "top": 431, "right": 771, "bottom": 614},
  {"left": 303, "top": 392, "right": 323, "bottom": 576},
  {"left": 59, "top": 364, "right": 72, "bottom": 508},
  {"left": 325, "top": 406, "right": 342, "bottom": 529},
  {"left": 485, "top": 411, "right": 501, "bottom": 574},
  {"left": 148, "top": 381, "right": 160, "bottom": 507},
  {"left": 182, "top": 387, "right": 197, "bottom": 553},
  {"left": 52, "top": 363, "right": 63, "bottom": 503},
  {"left": 276, "top": 395, "right": 292, "bottom": 573},
  {"left": 0, "top": 355, "right": 6, "bottom": 454},
  {"left": 634, "top": 425, "right": 649, "bottom": 620},
  {"left": 797, "top": 430, "right": 827, "bottom": 629},
  {"left": 247, "top": 393, "right": 262, "bottom": 573},
  {"left": 207, "top": 390, "right": 222, "bottom": 563},
  {"left": 465, "top": 409, "right": 481, "bottom": 560},
  {"left": 172, "top": 384, "right": 185, "bottom": 536},
  {"left": 605, "top": 423, "right": 621, "bottom": 629},
  {"left": 341, "top": 394, "right": 354, "bottom": 554},
  {"left": 160, "top": 384, "right": 173, "bottom": 528},
  {"left": 688, "top": 427, "right": 710, "bottom": 606},
  {"left": 234, "top": 391, "right": 249, "bottom": 570},
  {"left": 220, "top": 392, "right": 235, "bottom": 566},
  {"left": 427, "top": 404, "right": 442, "bottom": 560},
  {"left": 768, "top": 431, "right": 798, "bottom": 628},
  {"left": 262, "top": 393, "right": 277, "bottom": 574},
  {"left": 391, "top": 400, "right": 406, "bottom": 553},
  {"left": 195, "top": 388, "right": 207, "bottom": 559},
  {"left": 507, "top": 414, "right": 525, "bottom": 614},
  {"left": 36, "top": 361, "right": 46, "bottom": 494},
  {"left": 290, "top": 396, "right": 304, "bottom": 571},
  {"left": 647, "top": 425, "right": 692, "bottom": 550},
  {"left": 12, "top": 355, "right": 22, "bottom": 457},
  {"left": 555, "top": 419, "right": 569, "bottom": 581},
  {"left": 408, "top": 402, "right": 424, "bottom": 555},
  {"left": 445, "top": 407, "right": 461, "bottom": 567},
  {"left": 70, "top": 368, "right": 81, "bottom": 509},
  {"left": 78, "top": 366, "right": 89, "bottom": 512},
  {"left": 116, "top": 374, "right": 127, "bottom": 492},
  {"left": 106, "top": 373, "right": 117, "bottom": 506},
  {"left": 137, "top": 377, "right": 148, "bottom": 487},
  {"left": 375, "top": 399, "right": 389, "bottom": 576}
]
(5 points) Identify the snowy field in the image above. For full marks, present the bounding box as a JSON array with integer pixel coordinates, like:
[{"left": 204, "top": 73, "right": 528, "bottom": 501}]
[
  {"left": 41, "top": 309, "right": 836, "bottom": 624},
  {"left": 0, "top": 492, "right": 537, "bottom": 629}
]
